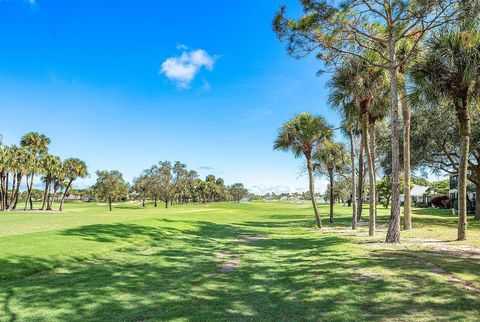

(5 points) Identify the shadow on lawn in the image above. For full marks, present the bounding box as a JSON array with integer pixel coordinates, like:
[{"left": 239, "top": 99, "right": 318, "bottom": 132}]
[
  {"left": 60, "top": 223, "right": 167, "bottom": 243},
  {"left": 0, "top": 219, "right": 479, "bottom": 321}
]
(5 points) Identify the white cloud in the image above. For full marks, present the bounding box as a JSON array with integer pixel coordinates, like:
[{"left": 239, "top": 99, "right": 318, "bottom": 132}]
[{"left": 160, "top": 48, "right": 217, "bottom": 89}]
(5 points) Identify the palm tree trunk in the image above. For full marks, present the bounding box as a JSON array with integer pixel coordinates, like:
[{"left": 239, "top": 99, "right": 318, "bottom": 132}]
[
  {"left": 456, "top": 106, "right": 470, "bottom": 240},
  {"left": 48, "top": 184, "right": 56, "bottom": 210},
  {"left": 386, "top": 49, "right": 402, "bottom": 244},
  {"left": 8, "top": 173, "right": 22, "bottom": 211},
  {"left": 5, "top": 173, "right": 9, "bottom": 209},
  {"left": 0, "top": 175, "right": 5, "bottom": 211},
  {"left": 59, "top": 180, "right": 73, "bottom": 211},
  {"left": 9, "top": 173, "right": 17, "bottom": 208},
  {"left": 329, "top": 169, "right": 334, "bottom": 223},
  {"left": 400, "top": 81, "right": 412, "bottom": 230},
  {"left": 41, "top": 180, "right": 50, "bottom": 210},
  {"left": 27, "top": 174, "right": 35, "bottom": 210},
  {"left": 306, "top": 156, "right": 322, "bottom": 229},
  {"left": 348, "top": 130, "right": 357, "bottom": 230},
  {"left": 24, "top": 174, "right": 32, "bottom": 211},
  {"left": 362, "top": 110, "right": 375, "bottom": 237},
  {"left": 357, "top": 137, "right": 364, "bottom": 221}
]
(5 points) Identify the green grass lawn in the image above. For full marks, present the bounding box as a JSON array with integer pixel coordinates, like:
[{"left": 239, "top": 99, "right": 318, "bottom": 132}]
[{"left": 0, "top": 201, "right": 479, "bottom": 321}]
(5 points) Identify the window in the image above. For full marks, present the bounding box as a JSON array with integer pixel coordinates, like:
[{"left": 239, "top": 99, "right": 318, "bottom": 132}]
[{"left": 450, "top": 175, "right": 458, "bottom": 190}]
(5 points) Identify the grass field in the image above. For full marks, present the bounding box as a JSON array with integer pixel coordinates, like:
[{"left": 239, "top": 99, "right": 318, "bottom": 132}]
[{"left": 0, "top": 201, "right": 479, "bottom": 321}]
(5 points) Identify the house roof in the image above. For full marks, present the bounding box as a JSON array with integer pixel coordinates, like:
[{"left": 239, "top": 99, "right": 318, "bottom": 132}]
[{"left": 411, "top": 185, "right": 430, "bottom": 197}]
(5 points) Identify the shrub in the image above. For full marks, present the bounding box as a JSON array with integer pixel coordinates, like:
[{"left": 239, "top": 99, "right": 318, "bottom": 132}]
[{"left": 431, "top": 195, "right": 450, "bottom": 208}]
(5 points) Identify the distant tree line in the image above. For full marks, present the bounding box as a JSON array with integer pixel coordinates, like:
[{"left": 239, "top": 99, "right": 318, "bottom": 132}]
[{"left": 92, "top": 161, "right": 249, "bottom": 211}]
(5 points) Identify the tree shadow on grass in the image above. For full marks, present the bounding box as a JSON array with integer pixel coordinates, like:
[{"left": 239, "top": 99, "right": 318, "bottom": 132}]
[
  {"left": 0, "top": 220, "right": 479, "bottom": 321},
  {"left": 60, "top": 223, "right": 168, "bottom": 243}
]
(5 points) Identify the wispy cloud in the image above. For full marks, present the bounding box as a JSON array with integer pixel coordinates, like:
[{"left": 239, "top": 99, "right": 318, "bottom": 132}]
[
  {"left": 197, "top": 166, "right": 214, "bottom": 171},
  {"left": 160, "top": 47, "right": 217, "bottom": 89},
  {"left": 249, "top": 185, "right": 296, "bottom": 195}
]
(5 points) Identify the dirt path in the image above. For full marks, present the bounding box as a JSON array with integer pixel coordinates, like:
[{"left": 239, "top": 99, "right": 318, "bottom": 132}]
[
  {"left": 323, "top": 227, "right": 480, "bottom": 292},
  {"left": 396, "top": 251, "right": 480, "bottom": 293},
  {"left": 217, "top": 235, "right": 266, "bottom": 273}
]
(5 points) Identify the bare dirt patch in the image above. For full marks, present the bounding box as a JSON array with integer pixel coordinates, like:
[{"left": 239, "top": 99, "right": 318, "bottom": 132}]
[
  {"left": 402, "top": 253, "right": 480, "bottom": 293},
  {"left": 219, "top": 258, "right": 241, "bottom": 273},
  {"left": 351, "top": 272, "right": 384, "bottom": 282},
  {"left": 403, "top": 238, "right": 480, "bottom": 260},
  {"left": 233, "top": 236, "right": 266, "bottom": 243},
  {"left": 217, "top": 236, "right": 266, "bottom": 273}
]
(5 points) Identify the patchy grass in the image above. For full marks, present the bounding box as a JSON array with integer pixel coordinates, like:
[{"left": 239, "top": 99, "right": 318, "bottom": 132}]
[{"left": 0, "top": 201, "right": 479, "bottom": 321}]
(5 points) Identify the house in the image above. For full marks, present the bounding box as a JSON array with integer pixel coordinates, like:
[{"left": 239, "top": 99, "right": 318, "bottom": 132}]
[
  {"left": 448, "top": 174, "right": 476, "bottom": 204},
  {"left": 410, "top": 185, "right": 433, "bottom": 205}
]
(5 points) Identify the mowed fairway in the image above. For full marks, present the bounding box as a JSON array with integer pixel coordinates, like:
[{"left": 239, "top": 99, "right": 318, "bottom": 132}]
[{"left": 0, "top": 202, "right": 479, "bottom": 321}]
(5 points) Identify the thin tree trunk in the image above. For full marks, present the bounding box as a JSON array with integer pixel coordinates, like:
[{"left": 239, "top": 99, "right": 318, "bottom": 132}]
[
  {"left": 109, "top": 198, "right": 112, "bottom": 211},
  {"left": 28, "top": 174, "right": 34, "bottom": 210},
  {"left": 0, "top": 175, "right": 5, "bottom": 211},
  {"left": 475, "top": 186, "right": 480, "bottom": 220},
  {"left": 362, "top": 110, "right": 375, "bottom": 236},
  {"left": 400, "top": 80, "right": 412, "bottom": 230},
  {"left": 142, "top": 199, "right": 145, "bottom": 207},
  {"left": 59, "top": 180, "right": 73, "bottom": 211},
  {"left": 24, "top": 174, "right": 32, "bottom": 211},
  {"left": 329, "top": 169, "right": 334, "bottom": 223},
  {"left": 48, "top": 184, "right": 56, "bottom": 210},
  {"left": 306, "top": 156, "right": 322, "bottom": 229},
  {"left": 386, "top": 48, "right": 401, "bottom": 244},
  {"left": 457, "top": 107, "right": 470, "bottom": 240},
  {"left": 165, "top": 199, "right": 168, "bottom": 208},
  {"left": 1, "top": 175, "right": 6, "bottom": 211},
  {"left": 349, "top": 131, "right": 357, "bottom": 230},
  {"left": 369, "top": 118, "right": 377, "bottom": 228},
  {"left": 41, "top": 180, "right": 50, "bottom": 210},
  {"left": 4, "top": 174, "right": 9, "bottom": 210},
  {"left": 12, "top": 174, "right": 22, "bottom": 210},
  {"left": 154, "top": 198, "right": 157, "bottom": 207},
  {"left": 357, "top": 137, "right": 364, "bottom": 221},
  {"left": 8, "top": 173, "right": 22, "bottom": 210},
  {"left": 9, "top": 173, "right": 17, "bottom": 209}
]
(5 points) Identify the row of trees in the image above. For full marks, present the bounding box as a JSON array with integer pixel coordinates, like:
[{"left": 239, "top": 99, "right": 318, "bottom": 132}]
[
  {"left": 92, "top": 162, "right": 249, "bottom": 211},
  {"left": 0, "top": 132, "right": 88, "bottom": 212},
  {"left": 274, "top": 0, "right": 479, "bottom": 241}
]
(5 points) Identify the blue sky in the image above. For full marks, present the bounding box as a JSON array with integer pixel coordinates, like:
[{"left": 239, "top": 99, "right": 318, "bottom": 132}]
[{"left": 0, "top": 0, "right": 344, "bottom": 194}]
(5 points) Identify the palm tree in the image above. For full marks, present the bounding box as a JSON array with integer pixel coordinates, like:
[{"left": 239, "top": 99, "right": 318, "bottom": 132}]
[
  {"left": 58, "top": 158, "right": 88, "bottom": 211},
  {"left": 7, "top": 147, "right": 33, "bottom": 210},
  {"left": 23, "top": 151, "right": 40, "bottom": 211},
  {"left": 0, "top": 146, "right": 14, "bottom": 210},
  {"left": 20, "top": 132, "right": 50, "bottom": 210},
  {"left": 314, "top": 140, "right": 348, "bottom": 223},
  {"left": 274, "top": 113, "right": 333, "bottom": 228},
  {"left": 410, "top": 20, "right": 480, "bottom": 241},
  {"left": 40, "top": 154, "right": 62, "bottom": 210},
  {"left": 328, "top": 56, "right": 388, "bottom": 236},
  {"left": 340, "top": 115, "right": 362, "bottom": 229}
]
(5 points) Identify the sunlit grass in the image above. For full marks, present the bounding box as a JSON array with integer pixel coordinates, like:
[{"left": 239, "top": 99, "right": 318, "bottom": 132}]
[{"left": 0, "top": 201, "right": 478, "bottom": 321}]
